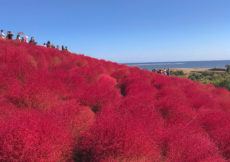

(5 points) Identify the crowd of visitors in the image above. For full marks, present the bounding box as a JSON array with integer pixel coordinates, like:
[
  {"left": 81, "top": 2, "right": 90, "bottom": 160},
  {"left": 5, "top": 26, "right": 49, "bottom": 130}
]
[
  {"left": 152, "top": 68, "right": 170, "bottom": 76},
  {"left": 0, "top": 29, "right": 69, "bottom": 52}
]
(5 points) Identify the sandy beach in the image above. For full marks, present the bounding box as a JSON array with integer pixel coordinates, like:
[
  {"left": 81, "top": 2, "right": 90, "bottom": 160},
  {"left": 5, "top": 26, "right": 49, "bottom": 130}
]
[{"left": 170, "top": 68, "right": 225, "bottom": 73}]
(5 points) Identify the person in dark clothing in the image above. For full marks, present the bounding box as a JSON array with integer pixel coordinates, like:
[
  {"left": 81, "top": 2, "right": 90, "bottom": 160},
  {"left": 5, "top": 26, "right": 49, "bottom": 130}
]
[
  {"left": 65, "top": 46, "right": 69, "bottom": 52},
  {"left": 167, "top": 68, "right": 171, "bottom": 76},
  {"left": 29, "top": 37, "right": 36, "bottom": 44},
  {"left": 6, "top": 31, "right": 14, "bottom": 39},
  {"left": 47, "top": 41, "right": 51, "bottom": 48},
  {"left": 61, "top": 45, "right": 65, "bottom": 51},
  {"left": 16, "top": 34, "right": 20, "bottom": 41}
]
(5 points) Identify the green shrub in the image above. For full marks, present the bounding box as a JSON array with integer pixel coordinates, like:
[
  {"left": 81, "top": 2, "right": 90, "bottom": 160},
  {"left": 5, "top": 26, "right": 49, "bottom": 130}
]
[{"left": 171, "top": 70, "right": 185, "bottom": 76}]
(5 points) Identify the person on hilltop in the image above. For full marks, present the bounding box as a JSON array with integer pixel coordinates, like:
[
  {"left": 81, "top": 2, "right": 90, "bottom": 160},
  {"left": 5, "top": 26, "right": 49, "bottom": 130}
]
[
  {"left": 16, "top": 34, "right": 20, "bottom": 41},
  {"left": 163, "top": 68, "right": 167, "bottom": 75},
  {"left": 61, "top": 45, "right": 65, "bottom": 51},
  {"left": 29, "top": 37, "right": 37, "bottom": 44},
  {"left": 0, "top": 30, "right": 5, "bottom": 39},
  {"left": 47, "top": 41, "right": 51, "bottom": 48},
  {"left": 65, "top": 46, "right": 69, "bottom": 52},
  {"left": 43, "top": 43, "right": 46, "bottom": 47},
  {"left": 167, "top": 68, "right": 171, "bottom": 76},
  {"left": 152, "top": 69, "right": 156, "bottom": 72},
  {"left": 6, "top": 31, "right": 14, "bottom": 39},
  {"left": 56, "top": 45, "right": 59, "bottom": 50},
  {"left": 51, "top": 44, "right": 55, "bottom": 48},
  {"left": 25, "top": 36, "right": 29, "bottom": 43},
  {"left": 21, "top": 37, "right": 25, "bottom": 42}
]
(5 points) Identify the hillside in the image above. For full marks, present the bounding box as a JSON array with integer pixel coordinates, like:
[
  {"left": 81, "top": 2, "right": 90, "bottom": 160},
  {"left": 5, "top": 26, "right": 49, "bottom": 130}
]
[{"left": 1, "top": 39, "right": 230, "bottom": 161}]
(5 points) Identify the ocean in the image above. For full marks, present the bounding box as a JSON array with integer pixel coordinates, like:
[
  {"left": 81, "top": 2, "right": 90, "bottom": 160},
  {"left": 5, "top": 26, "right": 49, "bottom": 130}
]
[{"left": 125, "top": 60, "right": 230, "bottom": 71}]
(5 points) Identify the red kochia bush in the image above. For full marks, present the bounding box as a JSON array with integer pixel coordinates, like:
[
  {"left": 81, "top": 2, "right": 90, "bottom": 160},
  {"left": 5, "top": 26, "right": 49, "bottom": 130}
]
[
  {"left": 79, "top": 74, "right": 121, "bottom": 112},
  {"left": 7, "top": 70, "right": 61, "bottom": 110},
  {"left": 199, "top": 110, "right": 230, "bottom": 159},
  {"left": 2, "top": 39, "right": 230, "bottom": 161},
  {"left": 164, "top": 126, "right": 225, "bottom": 162},
  {"left": 0, "top": 111, "right": 73, "bottom": 161},
  {"left": 47, "top": 100, "right": 95, "bottom": 136},
  {"left": 75, "top": 109, "right": 162, "bottom": 161}
]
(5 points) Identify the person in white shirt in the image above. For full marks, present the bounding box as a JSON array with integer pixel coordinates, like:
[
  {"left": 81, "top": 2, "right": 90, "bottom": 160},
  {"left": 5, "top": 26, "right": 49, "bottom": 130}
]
[
  {"left": 1, "top": 30, "right": 5, "bottom": 39},
  {"left": 25, "top": 36, "right": 29, "bottom": 43}
]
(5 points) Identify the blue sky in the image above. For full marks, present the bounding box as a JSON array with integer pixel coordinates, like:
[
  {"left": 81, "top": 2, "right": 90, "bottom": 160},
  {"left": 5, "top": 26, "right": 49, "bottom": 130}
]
[{"left": 1, "top": 0, "right": 230, "bottom": 63}]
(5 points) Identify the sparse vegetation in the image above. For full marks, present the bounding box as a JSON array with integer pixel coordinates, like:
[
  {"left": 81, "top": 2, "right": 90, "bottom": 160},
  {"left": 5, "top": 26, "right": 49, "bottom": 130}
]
[
  {"left": 171, "top": 70, "right": 185, "bottom": 76},
  {"left": 172, "top": 70, "right": 230, "bottom": 90}
]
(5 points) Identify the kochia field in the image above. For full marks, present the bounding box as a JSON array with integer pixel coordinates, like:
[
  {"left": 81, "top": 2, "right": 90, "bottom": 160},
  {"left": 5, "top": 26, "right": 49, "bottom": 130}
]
[{"left": 0, "top": 39, "right": 230, "bottom": 161}]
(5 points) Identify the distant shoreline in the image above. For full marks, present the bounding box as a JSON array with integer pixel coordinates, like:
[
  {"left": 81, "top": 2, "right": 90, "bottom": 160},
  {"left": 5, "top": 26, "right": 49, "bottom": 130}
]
[
  {"left": 125, "top": 60, "right": 230, "bottom": 71},
  {"left": 171, "top": 68, "right": 226, "bottom": 73},
  {"left": 124, "top": 60, "right": 230, "bottom": 64}
]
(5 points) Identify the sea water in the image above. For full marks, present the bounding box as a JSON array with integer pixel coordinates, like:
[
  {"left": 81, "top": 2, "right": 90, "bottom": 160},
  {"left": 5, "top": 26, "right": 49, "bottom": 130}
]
[{"left": 125, "top": 60, "right": 230, "bottom": 71}]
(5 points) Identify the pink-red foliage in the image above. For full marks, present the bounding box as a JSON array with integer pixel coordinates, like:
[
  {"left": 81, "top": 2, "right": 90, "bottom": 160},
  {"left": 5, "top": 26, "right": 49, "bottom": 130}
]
[
  {"left": 1, "top": 39, "right": 230, "bottom": 161},
  {"left": 0, "top": 111, "right": 73, "bottom": 161},
  {"left": 75, "top": 110, "right": 163, "bottom": 161}
]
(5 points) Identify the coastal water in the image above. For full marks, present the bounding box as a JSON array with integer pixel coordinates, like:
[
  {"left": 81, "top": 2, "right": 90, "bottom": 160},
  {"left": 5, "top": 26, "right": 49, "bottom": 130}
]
[{"left": 125, "top": 60, "right": 230, "bottom": 71}]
